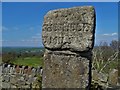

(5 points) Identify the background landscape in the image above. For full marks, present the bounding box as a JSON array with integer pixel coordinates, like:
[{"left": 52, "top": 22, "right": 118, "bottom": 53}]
[{"left": 1, "top": 2, "right": 119, "bottom": 89}]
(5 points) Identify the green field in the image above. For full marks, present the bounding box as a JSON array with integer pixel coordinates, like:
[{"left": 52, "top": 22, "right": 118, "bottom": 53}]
[{"left": 10, "top": 57, "right": 43, "bottom": 68}]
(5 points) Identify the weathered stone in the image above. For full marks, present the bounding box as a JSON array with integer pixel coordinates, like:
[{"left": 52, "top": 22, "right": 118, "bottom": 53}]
[
  {"left": 31, "top": 68, "right": 36, "bottom": 77},
  {"left": 1, "top": 63, "right": 43, "bottom": 89},
  {"left": 43, "top": 51, "right": 90, "bottom": 88},
  {"left": 42, "top": 6, "right": 96, "bottom": 88},
  {"left": 42, "top": 6, "right": 95, "bottom": 52},
  {"left": 22, "top": 85, "right": 30, "bottom": 88},
  {"left": 108, "top": 69, "right": 118, "bottom": 86},
  {"left": 15, "top": 65, "right": 20, "bottom": 73},
  {"left": 27, "top": 66, "right": 32, "bottom": 75},
  {"left": 10, "top": 84, "right": 17, "bottom": 88},
  {"left": 17, "top": 79, "right": 25, "bottom": 86},
  {"left": 2, "top": 82, "right": 10, "bottom": 88},
  {"left": 0, "top": 75, "right": 2, "bottom": 89},
  {"left": 3, "top": 75, "right": 10, "bottom": 82},
  {"left": 10, "top": 75, "right": 17, "bottom": 84},
  {"left": 92, "top": 70, "right": 108, "bottom": 83},
  {"left": 28, "top": 75, "right": 35, "bottom": 84}
]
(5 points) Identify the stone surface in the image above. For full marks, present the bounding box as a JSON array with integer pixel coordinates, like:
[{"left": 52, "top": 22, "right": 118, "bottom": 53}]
[
  {"left": 0, "top": 63, "right": 42, "bottom": 89},
  {"left": 42, "top": 6, "right": 95, "bottom": 52},
  {"left": 42, "top": 6, "right": 96, "bottom": 88},
  {"left": 43, "top": 51, "right": 90, "bottom": 88},
  {"left": 108, "top": 69, "right": 118, "bottom": 86}
]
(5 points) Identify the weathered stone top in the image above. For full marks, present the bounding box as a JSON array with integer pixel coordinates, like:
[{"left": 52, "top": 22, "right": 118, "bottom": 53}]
[{"left": 42, "top": 6, "right": 96, "bottom": 52}]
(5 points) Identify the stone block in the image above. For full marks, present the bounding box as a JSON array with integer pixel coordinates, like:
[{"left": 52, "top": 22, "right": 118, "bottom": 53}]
[
  {"left": 42, "top": 6, "right": 95, "bottom": 52},
  {"left": 42, "top": 6, "right": 96, "bottom": 88},
  {"left": 42, "top": 51, "right": 90, "bottom": 88}
]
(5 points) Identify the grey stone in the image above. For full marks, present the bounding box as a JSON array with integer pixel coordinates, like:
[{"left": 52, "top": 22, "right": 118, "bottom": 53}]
[
  {"left": 10, "top": 75, "right": 17, "bottom": 84},
  {"left": 3, "top": 75, "right": 10, "bottom": 82},
  {"left": 22, "top": 85, "right": 30, "bottom": 88},
  {"left": 42, "top": 6, "right": 95, "bottom": 52},
  {"left": 42, "top": 6, "right": 96, "bottom": 88},
  {"left": 42, "top": 51, "right": 90, "bottom": 88},
  {"left": 40, "top": 69, "right": 43, "bottom": 75},
  {"left": 24, "top": 74, "right": 29, "bottom": 81},
  {"left": 15, "top": 73, "right": 22, "bottom": 79},
  {"left": 92, "top": 70, "right": 99, "bottom": 81},
  {"left": 25, "top": 81, "right": 31, "bottom": 85},
  {"left": 28, "top": 75, "right": 34, "bottom": 84},
  {"left": 1, "top": 63, "right": 43, "bottom": 89},
  {"left": 0, "top": 76, "right": 2, "bottom": 88},
  {"left": 36, "top": 67, "right": 41, "bottom": 74},
  {"left": 9, "top": 67, "right": 14, "bottom": 74},
  {"left": 98, "top": 72, "right": 108, "bottom": 83},
  {"left": 0, "top": 65, "right": 2, "bottom": 76},
  {"left": 32, "top": 81, "right": 40, "bottom": 88},
  {"left": 2, "top": 82, "right": 10, "bottom": 88},
  {"left": 10, "top": 84, "right": 17, "bottom": 88},
  {"left": 31, "top": 68, "right": 36, "bottom": 76},
  {"left": 17, "top": 79, "right": 25, "bottom": 86},
  {"left": 4, "top": 68, "right": 8, "bottom": 74},
  {"left": 108, "top": 69, "right": 118, "bottom": 86}
]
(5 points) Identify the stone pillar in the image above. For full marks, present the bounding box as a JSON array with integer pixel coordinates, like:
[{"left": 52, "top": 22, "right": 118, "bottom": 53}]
[{"left": 42, "top": 6, "right": 96, "bottom": 88}]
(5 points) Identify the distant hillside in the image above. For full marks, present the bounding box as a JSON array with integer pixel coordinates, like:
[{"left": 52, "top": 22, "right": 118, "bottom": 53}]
[{"left": 2, "top": 47, "right": 44, "bottom": 53}]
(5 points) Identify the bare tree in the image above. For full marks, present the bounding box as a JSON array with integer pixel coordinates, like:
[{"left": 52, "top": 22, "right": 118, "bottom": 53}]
[{"left": 110, "top": 40, "right": 118, "bottom": 51}]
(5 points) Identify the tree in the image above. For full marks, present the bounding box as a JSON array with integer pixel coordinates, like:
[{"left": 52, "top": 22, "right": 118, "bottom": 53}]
[
  {"left": 2, "top": 52, "right": 16, "bottom": 63},
  {"left": 110, "top": 40, "right": 118, "bottom": 51}
]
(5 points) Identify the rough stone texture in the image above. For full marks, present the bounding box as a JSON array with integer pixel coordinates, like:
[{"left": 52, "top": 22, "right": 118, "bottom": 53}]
[
  {"left": 108, "top": 69, "right": 118, "bottom": 86},
  {"left": 42, "top": 6, "right": 95, "bottom": 52},
  {"left": 42, "top": 6, "right": 96, "bottom": 88},
  {"left": 0, "top": 63, "right": 42, "bottom": 89},
  {"left": 92, "top": 69, "right": 120, "bottom": 89}
]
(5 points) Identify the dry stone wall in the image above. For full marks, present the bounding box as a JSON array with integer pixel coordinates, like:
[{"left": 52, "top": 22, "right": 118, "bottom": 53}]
[
  {"left": 42, "top": 6, "right": 96, "bottom": 88},
  {"left": 0, "top": 63, "right": 42, "bottom": 88}
]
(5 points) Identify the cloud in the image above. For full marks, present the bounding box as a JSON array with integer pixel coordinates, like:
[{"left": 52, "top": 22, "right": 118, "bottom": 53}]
[
  {"left": 111, "top": 33, "right": 117, "bottom": 36},
  {"left": 95, "top": 32, "right": 118, "bottom": 45},
  {"left": 32, "top": 33, "right": 42, "bottom": 40},
  {"left": 13, "top": 27, "right": 19, "bottom": 30},
  {"left": 2, "top": 26, "right": 8, "bottom": 31},
  {"left": 102, "top": 34, "right": 109, "bottom": 36},
  {"left": 20, "top": 32, "right": 42, "bottom": 44},
  {"left": 1, "top": 26, "right": 19, "bottom": 32},
  {"left": 1, "top": 40, "right": 8, "bottom": 42},
  {"left": 32, "top": 36, "right": 41, "bottom": 39},
  {"left": 102, "top": 32, "right": 118, "bottom": 36}
]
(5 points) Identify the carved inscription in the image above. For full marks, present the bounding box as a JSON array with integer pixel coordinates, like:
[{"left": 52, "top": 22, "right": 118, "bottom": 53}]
[{"left": 42, "top": 6, "right": 95, "bottom": 51}]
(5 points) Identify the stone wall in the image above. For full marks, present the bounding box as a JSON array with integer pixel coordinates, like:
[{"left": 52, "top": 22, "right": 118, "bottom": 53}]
[
  {"left": 0, "top": 63, "right": 42, "bottom": 88},
  {"left": 42, "top": 6, "right": 96, "bottom": 88},
  {"left": 92, "top": 69, "right": 120, "bottom": 89}
]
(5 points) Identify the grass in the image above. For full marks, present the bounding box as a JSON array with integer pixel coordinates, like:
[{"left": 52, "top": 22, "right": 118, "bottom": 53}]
[
  {"left": 92, "top": 48, "right": 118, "bottom": 74},
  {"left": 10, "top": 57, "right": 43, "bottom": 68}
]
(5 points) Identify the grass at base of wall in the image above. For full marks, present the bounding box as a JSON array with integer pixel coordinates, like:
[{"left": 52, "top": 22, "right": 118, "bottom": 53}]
[{"left": 10, "top": 57, "right": 43, "bottom": 68}]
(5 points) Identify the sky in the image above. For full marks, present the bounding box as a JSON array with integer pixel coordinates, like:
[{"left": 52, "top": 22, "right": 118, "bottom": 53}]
[
  {"left": 1, "top": 0, "right": 119, "bottom": 2},
  {"left": 2, "top": 2, "right": 118, "bottom": 47}
]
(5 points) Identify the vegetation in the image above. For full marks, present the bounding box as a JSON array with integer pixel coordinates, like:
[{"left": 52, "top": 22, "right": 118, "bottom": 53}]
[
  {"left": 11, "top": 57, "right": 43, "bottom": 68},
  {"left": 2, "top": 40, "right": 119, "bottom": 70},
  {"left": 1, "top": 40, "right": 119, "bottom": 89},
  {"left": 92, "top": 40, "right": 118, "bottom": 74},
  {"left": 92, "top": 40, "right": 119, "bottom": 89},
  {"left": 2, "top": 47, "right": 44, "bottom": 67}
]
